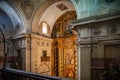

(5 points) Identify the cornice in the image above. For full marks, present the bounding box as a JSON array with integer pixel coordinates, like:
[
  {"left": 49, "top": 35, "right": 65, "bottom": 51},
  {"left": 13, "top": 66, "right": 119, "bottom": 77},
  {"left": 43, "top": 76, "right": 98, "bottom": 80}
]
[{"left": 71, "top": 10, "right": 120, "bottom": 28}]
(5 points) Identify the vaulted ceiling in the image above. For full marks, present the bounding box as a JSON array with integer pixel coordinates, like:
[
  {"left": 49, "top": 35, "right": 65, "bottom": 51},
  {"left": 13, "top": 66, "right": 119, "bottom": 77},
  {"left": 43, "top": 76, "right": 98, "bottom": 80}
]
[
  {"left": 31, "top": 0, "right": 75, "bottom": 35},
  {"left": 0, "top": 9, "right": 13, "bottom": 39},
  {"left": 0, "top": 0, "right": 75, "bottom": 39},
  {"left": 39, "top": 0, "right": 75, "bottom": 34}
]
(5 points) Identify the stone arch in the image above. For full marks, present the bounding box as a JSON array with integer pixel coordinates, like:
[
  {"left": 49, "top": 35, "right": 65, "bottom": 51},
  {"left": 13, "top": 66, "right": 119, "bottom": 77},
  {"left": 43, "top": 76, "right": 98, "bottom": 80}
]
[
  {"left": 31, "top": 0, "right": 75, "bottom": 35},
  {"left": 0, "top": 1, "right": 27, "bottom": 36},
  {"left": 31, "top": 0, "right": 57, "bottom": 33}
]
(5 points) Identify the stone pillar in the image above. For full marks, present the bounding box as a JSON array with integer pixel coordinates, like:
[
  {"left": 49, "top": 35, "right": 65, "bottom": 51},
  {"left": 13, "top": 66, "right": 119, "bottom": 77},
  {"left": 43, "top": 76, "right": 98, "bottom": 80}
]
[
  {"left": 77, "top": 46, "right": 81, "bottom": 80},
  {"left": 25, "top": 34, "right": 31, "bottom": 72},
  {"left": 78, "top": 44, "right": 91, "bottom": 80}
]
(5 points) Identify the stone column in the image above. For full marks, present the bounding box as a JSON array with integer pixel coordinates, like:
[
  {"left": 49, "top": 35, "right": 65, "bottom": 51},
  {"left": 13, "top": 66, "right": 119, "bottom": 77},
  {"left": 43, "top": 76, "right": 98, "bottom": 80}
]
[
  {"left": 77, "top": 45, "right": 81, "bottom": 80},
  {"left": 78, "top": 44, "right": 91, "bottom": 80},
  {"left": 25, "top": 34, "right": 31, "bottom": 72}
]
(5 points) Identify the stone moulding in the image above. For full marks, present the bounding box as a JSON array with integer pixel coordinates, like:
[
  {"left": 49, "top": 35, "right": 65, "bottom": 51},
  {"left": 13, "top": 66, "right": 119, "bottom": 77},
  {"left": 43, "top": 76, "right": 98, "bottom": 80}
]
[{"left": 71, "top": 11, "right": 120, "bottom": 28}]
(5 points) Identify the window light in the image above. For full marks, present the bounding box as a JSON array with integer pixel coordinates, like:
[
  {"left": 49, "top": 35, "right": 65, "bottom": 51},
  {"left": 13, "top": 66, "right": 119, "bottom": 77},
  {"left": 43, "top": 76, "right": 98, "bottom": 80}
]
[{"left": 42, "top": 22, "right": 47, "bottom": 34}]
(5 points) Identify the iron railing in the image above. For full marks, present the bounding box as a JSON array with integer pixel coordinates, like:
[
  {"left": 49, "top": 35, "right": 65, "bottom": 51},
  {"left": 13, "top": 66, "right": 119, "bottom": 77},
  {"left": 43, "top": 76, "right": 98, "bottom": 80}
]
[{"left": 0, "top": 68, "right": 69, "bottom": 80}]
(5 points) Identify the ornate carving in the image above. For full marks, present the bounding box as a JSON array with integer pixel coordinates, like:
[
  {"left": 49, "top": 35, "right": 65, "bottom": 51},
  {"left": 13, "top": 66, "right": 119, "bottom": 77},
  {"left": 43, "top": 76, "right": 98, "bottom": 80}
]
[
  {"left": 93, "top": 27, "right": 101, "bottom": 36},
  {"left": 52, "top": 11, "right": 76, "bottom": 38},
  {"left": 53, "top": 40, "right": 58, "bottom": 46},
  {"left": 108, "top": 23, "right": 117, "bottom": 34},
  {"left": 64, "top": 48, "right": 76, "bottom": 79},
  {"left": 64, "top": 38, "right": 74, "bottom": 48},
  {"left": 56, "top": 4, "right": 68, "bottom": 11},
  {"left": 52, "top": 36, "right": 77, "bottom": 79}
]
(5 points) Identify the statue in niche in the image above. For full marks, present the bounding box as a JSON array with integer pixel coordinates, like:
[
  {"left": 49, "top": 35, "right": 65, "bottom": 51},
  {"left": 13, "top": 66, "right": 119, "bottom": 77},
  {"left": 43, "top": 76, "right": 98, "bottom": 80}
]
[{"left": 21, "top": 0, "right": 34, "bottom": 19}]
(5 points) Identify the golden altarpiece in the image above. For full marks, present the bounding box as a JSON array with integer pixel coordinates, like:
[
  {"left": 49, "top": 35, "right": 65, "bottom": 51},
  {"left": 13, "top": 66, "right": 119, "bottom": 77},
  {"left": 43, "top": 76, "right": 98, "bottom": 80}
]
[{"left": 51, "top": 11, "right": 78, "bottom": 79}]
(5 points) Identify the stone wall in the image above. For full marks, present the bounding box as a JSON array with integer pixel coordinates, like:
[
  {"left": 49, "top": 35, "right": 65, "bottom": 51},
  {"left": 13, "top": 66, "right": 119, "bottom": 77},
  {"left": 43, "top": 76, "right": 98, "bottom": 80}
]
[
  {"left": 26, "top": 34, "right": 53, "bottom": 75},
  {"left": 71, "top": 11, "right": 120, "bottom": 80}
]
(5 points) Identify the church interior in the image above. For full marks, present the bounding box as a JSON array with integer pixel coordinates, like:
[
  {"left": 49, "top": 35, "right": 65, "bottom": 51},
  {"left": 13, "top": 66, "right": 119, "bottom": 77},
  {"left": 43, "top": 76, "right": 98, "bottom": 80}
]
[{"left": 0, "top": 0, "right": 120, "bottom": 80}]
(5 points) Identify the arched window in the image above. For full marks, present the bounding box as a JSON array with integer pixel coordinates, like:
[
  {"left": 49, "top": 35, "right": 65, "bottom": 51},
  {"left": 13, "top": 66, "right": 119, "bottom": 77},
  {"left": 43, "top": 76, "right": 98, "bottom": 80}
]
[
  {"left": 42, "top": 22, "right": 47, "bottom": 34},
  {"left": 39, "top": 21, "right": 50, "bottom": 35}
]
